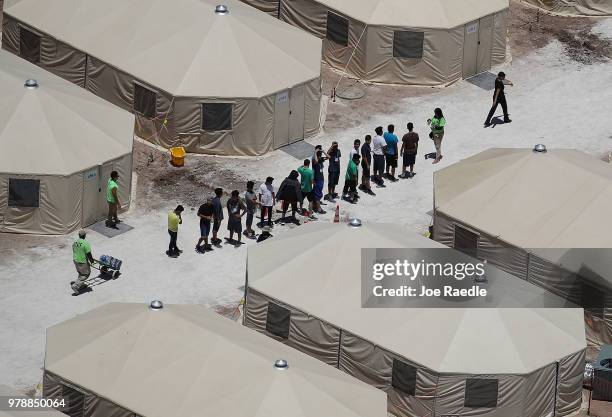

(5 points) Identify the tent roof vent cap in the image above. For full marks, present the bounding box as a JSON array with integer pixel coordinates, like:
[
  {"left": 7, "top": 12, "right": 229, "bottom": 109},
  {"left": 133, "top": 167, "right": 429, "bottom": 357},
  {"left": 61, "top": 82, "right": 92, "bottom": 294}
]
[
  {"left": 274, "top": 359, "right": 289, "bottom": 370},
  {"left": 348, "top": 218, "right": 362, "bottom": 228},
  {"left": 215, "top": 4, "right": 229, "bottom": 14},
  {"left": 24, "top": 79, "right": 39, "bottom": 89},
  {"left": 149, "top": 300, "right": 164, "bottom": 310},
  {"left": 533, "top": 144, "right": 547, "bottom": 153}
]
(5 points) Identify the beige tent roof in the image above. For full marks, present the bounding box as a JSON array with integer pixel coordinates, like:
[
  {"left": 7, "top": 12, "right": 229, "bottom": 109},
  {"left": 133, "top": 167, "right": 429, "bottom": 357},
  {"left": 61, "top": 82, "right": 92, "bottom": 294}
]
[
  {"left": 0, "top": 386, "right": 66, "bottom": 417},
  {"left": 297, "top": 0, "right": 509, "bottom": 28},
  {"left": 0, "top": 51, "right": 133, "bottom": 176},
  {"left": 4, "top": 0, "right": 322, "bottom": 98},
  {"left": 45, "top": 303, "right": 386, "bottom": 417},
  {"left": 435, "top": 148, "right": 612, "bottom": 248},
  {"left": 247, "top": 222, "right": 585, "bottom": 374}
]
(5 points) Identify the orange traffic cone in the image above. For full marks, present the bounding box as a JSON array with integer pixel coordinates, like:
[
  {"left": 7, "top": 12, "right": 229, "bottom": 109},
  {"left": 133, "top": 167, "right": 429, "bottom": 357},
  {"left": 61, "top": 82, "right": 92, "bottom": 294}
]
[{"left": 333, "top": 204, "right": 340, "bottom": 223}]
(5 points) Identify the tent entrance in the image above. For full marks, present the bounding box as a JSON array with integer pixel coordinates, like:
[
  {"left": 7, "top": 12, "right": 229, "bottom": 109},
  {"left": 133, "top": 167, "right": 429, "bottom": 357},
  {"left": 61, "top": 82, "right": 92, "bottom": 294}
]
[
  {"left": 82, "top": 166, "right": 102, "bottom": 226},
  {"left": 289, "top": 85, "right": 305, "bottom": 144},
  {"left": 273, "top": 90, "right": 290, "bottom": 149},
  {"left": 462, "top": 15, "right": 494, "bottom": 78},
  {"left": 273, "top": 85, "right": 305, "bottom": 149}
]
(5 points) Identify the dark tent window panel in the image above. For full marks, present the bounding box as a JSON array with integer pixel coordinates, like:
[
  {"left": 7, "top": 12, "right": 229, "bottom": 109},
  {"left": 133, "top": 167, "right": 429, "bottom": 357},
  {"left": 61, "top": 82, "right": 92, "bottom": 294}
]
[
  {"left": 202, "top": 103, "right": 233, "bottom": 131},
  {"left": 326, "top": 11, "right": 349, "bottom": 46},
  {"left": 266, "top": 302, "right": 291, "bottom": 339},
  {"left": 19, "top": 26, "right": 41, "bottom": 63},
  {"left": 391, "top": 359, "right": 418, "bottom": 395},
  {"left": 464, "top": 378, "right": 499, "bottom": 408},
  {"left": 582, "top": 281, "right": 605, "bottom": 317},
  {"left": 454, "top": 225, "right": 479, "bottom": 258},
  {"left": 8, "top": 178, "right": 40, "bottom": 208},
  {"left": 61, "top": 384, "right": 85, "bottom": 417},
  {"left": 393, "top": 31, "right": 424, "bottom": 59},
  {"left": 133, "top": 84, "right": 157, "bottom": 119}
]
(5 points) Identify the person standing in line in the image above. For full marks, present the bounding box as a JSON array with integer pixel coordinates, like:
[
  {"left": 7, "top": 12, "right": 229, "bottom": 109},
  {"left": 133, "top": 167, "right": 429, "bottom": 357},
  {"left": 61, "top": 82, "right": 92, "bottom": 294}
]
[
  {"left": 105, "top": 171, "right": 121, "bottom": 229},
  {"left": 167, "top": 205, "right": 184, "bottom": 258},
  {"left": 484, "top": 71, "right": 513, "bottom": 127},
  {"left": 297, "top": 159, "right": 314, "bottom": 216},
  {"left": 71, "top": 229, "right": 94, "bottom": 294},
  {"left": 312, "top": 150, "right": 326, "bottom": 214},
  {"left": 243, "top": 181, "right": 259, "bottom": 239},
  {"left": 399, "top": 122, "right": 419, "bottom": 178},
  {"left": 196, "top": 198, "right": 214, "bottom": 253},
  {"left": 211, "top": 188, "right": 224, "bottom": 245},
  {"left": 428, "top": 108, "right": 446, "bottom": 164},
  {"left": 227, "top": 190, "right": 247, "bottom": 247},
  {"left": 383, "top": 125, "right": 399, "bottom": 181},
  {"left": 258, "top": 177, "right": 275, "bottom": 227},
  {"left": 349, "top": 139, "right": 361, "bottom": 161},
  {"left": 371, "top": 126, "right": 387, "bottom": 187},
  {"left": 325, "top": 142, "right": 341, "bottom": 201},
  {"left": 276, "top": 170, "right": 302, "bottom": 224},
  {"left": 342, "top": 154, "right": 361, "bottom": 203},
  {"left": 359, "top": 135, "right": 375, "bottom": 195}
]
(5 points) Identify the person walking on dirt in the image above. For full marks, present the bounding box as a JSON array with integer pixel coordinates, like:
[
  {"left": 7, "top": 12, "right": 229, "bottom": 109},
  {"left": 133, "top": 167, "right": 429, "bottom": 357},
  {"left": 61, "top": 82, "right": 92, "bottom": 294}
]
[
  {"left": 399, "top": 122, "right": 419, "bottom": 178},
  {"left": 298, "top": 159, "right": 314, "bottom": 215},
  {"left": 211, "top": 188, "right": 224, "bottom": 245},
  {"left": 106, "top": 171, "right": 121, "bottom": 229},
  {"left": 243, "top": 181, "right": 259, "bottom": 239},
  {"left": 342, "top": 154, "right": 361, "bottom": 203},
  {"left": 383, "top": 125, "right": 399, "bottom": 181},
  {"left": 325, "top": 142, "right": 341, "bottom": 201},
  {"left": 227, "top": 190, "right": 247, "bottom": 247},
  {"left": 428, "top": 108, "right": 446, "bottom": 164},
  {"left": 276, "top": 170, "right": 302, "bottom": 224},
  {"left": 196, "top": 198, "right": 214, "bottom": 253},
  {"left": 359, "top": 135, "right": 375, "bottom": 195},
  {"left": 484, "top": 71, "right": 513, "bottom": 127},
  {"left": 71, "top": 229, "right": 94, "bottom": 294},
  {"left": 259, "top": 177, "right": 275, "bottom": 227},
  {"left": 167, "top": 205, "right": 184, "bottom": 257},
  {"left": 371, "top": 127, "right": 387, "bottom": 187}
]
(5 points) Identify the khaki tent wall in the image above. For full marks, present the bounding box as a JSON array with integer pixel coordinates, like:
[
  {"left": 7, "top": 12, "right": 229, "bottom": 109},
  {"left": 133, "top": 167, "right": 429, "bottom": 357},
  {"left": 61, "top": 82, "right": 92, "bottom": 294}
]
[
  {"left": 244, "top": 285, "right": 585, "bottom": 417},
  {"left": 240, "top": 0, "right": 280, "bottom": 17},
  {"left": 2, "top": 14, "right": 322, "bottom": 156},
  {"left": 0, "top": 154, "right": 131, "bottom": 235},
  {"left": 278, "top": 1, "right": 507, "bottom": 85},
  {"left": 433, "top": 210, "right": 612, "bottom": 357},
  {"left": 522, "top": 0, "right": 612, "bottom": 15}
]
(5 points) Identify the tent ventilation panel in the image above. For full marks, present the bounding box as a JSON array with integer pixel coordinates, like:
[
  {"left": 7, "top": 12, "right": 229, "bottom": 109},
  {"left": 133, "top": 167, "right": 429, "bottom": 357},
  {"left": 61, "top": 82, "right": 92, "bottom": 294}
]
[
  {"left": 274, "top": 359, "right": 289, "bottom": 370},
  {"left": 215, "top": 4, "right": 229, "bottom": 15},
  {"left": 24, "top": 79, "right": 39, "bottom": 89}
]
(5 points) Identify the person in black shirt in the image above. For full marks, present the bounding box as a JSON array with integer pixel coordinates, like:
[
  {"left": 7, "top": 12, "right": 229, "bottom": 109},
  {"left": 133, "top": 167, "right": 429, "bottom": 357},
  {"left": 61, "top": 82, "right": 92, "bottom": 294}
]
[
  {"left": 359, "top": 135, "right": 375, "bottom": 195},
  {"left": 196, "top": 198, "right": 214, "bottom": 253},
  {"left": 211, "top": 188, "right": 224, "bottom": 245},
  {"left": 484, "top": 71, "right": 513, "bottom": 127},
  {"left": 276, "top": 170, "right": 302, "bottom": 224},
  {"left": 325, "top": 142, "right": 341, "bottom": 201}
]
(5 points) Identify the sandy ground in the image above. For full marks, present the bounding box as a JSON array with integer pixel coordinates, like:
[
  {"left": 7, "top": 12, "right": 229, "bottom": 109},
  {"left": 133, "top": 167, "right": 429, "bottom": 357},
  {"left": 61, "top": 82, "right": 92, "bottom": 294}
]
[{"left": 0, "top": 4, "right": 612, "bottom": 415}]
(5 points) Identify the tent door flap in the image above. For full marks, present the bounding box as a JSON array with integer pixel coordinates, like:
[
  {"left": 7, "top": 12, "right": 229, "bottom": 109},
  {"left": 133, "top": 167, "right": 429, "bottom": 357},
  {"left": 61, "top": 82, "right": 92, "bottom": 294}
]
[
  {"left": 82, "top": 167, "right": 102, "bottom": 226},
  {"left": 289, "top": 85, "right": 305, "bottom": 144},
  {"left": 462, "top": 20, "right": 479, "bottom": 78},
  {"left": 273, "top": 90, "right": 290, "bottom": 149}
]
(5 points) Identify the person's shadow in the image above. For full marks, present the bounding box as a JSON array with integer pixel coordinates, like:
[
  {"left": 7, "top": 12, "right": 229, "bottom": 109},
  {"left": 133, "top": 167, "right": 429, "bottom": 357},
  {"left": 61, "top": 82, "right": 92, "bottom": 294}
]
[{"left": 488, "top": 116, "right": 506, "bottom": 128}]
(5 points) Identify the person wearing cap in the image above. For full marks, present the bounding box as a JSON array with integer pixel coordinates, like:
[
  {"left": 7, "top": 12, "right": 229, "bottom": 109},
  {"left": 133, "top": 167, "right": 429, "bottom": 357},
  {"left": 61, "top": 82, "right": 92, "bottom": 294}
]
[
  {"left": 256, "top": 225, "right": 273, "bottom": 243},
  {"left": 71, "top": 230, "right": 94, "bottom": 294},
  {"left": 106, "top": 171, "right": 121, "bottom": 229},
  {"left": 167, "top": 205, "right": 184, "bottom": 258},
  {"left": 484, "top": 71, "right": 513, "bottom": 127}
]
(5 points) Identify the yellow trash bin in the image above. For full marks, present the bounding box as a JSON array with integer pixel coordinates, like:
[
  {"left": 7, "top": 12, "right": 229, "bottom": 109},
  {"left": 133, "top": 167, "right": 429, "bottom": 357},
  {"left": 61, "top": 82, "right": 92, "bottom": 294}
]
[{"left": 170, "top": 146, "right": 186, "bottom": 167}]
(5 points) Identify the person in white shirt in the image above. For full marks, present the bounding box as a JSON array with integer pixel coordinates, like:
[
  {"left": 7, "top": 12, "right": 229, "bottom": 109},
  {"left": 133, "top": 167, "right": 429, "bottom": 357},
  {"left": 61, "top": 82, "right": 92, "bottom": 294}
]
[
  {"left": 258, "top": 177, "right": 275, "bottom": 227},
  {"left": 349, "top": 139, "right": 361, "bottom": 161},
  {"left": 371, "top": 126, "right": 387, "bottom": 187}
]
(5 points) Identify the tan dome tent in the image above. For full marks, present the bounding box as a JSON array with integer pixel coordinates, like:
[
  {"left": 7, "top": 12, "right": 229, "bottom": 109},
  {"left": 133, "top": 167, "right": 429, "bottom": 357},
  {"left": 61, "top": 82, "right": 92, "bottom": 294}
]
[
  {"left": 42, "top": 302, "right": 386, "bottom": 417},
  {"left": 433, "top": 148, "right": 612, "bottom": 356},
  {"left": 0, "top": 51, "right": 133, "bottom": 235},
  {"left": 244, "top": 222, "right": 586, "bottom": 417},
  {"left": 521, "top": 0, "right": 612, "bottom": 15},
  {"left": 2, "top": 0, "right": 323, "bottom": 156},
  {"left": 239, "top": 0, "right": 509, "bottom": 85}
]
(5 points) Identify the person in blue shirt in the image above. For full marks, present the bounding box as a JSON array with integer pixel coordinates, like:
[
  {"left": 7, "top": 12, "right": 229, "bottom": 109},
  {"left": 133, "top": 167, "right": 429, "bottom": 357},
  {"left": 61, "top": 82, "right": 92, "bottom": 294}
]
[{"left": 383, "top": 124, "right": 399, "bottom": 181}]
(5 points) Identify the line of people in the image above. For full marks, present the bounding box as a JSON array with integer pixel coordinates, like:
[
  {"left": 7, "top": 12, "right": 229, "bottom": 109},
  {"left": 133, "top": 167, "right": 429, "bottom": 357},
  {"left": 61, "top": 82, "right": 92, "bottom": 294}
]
[{"left": 165, "top": 109, "right": 446, "bottom": 256}]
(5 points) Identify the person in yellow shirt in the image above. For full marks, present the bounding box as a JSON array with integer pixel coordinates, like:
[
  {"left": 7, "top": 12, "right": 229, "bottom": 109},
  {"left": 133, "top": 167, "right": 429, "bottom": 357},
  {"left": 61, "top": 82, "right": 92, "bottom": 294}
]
[
  {"left": 106, "top": 171, "right": 121, "bottom": 229},
  {"left": 167, "top": 205, "right": 184, "bottom": 258}
]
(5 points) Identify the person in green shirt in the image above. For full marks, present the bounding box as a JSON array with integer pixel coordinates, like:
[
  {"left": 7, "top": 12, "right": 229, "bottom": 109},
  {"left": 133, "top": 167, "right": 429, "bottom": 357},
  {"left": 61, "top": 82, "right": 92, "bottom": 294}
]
[
  {"left": 297, "top": 159, "right": 314, "bottom": 216},
  {"left": 167, "top": 205, "right": 184, "bottom": 258},
  {"left": 427, "top": 108, "right": 446, "bottom": 164},
  {"left": 106, "top": 171, "right": 121, "bottom": 229},
  {"left": 342, "top": 153, "right": 360, "bottom": 203},
  {"left": 71, "top": 230, "right": 94, "bottom": 294}
]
